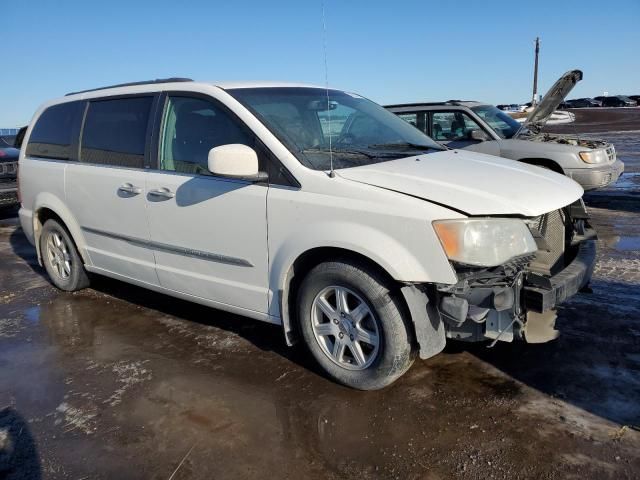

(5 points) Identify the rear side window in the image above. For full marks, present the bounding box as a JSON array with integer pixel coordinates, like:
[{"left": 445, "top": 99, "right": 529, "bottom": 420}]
[
  {"left": 81, "top": 97, "right": 153, "bottom": 168},
  {"left": 26, "top": 102, "right": 80, "bottom": 160}
]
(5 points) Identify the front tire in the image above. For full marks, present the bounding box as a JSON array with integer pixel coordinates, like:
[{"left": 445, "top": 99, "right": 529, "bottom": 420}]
[
  {"left": 40, "top": 219, "right": 90, "bottom": 292},
  {"left": 297, "top": 259, "right": 414, "bottom": 390}
]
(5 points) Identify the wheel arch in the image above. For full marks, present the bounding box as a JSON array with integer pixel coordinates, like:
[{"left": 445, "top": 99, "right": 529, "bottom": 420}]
[
  {"left": 32, "top": 194, "right": 89, "bottom": 266},
  {"left": 277, "top": 246, "right": 409, "bottom": 347},
  {"left": 518, "top": 157, "right": 565, "bottom": 174}
]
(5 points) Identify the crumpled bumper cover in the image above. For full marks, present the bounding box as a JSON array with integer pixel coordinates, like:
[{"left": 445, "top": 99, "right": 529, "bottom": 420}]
[{"left": 523, "top": 239, "right": 596, "bottom": 312}]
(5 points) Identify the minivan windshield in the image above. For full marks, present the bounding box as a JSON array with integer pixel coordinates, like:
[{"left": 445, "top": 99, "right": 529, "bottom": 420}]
[
  {"left": 229, "top": 87, "right": 444, "bottom": 170},
  {"left": 470, "top": 105, "right": 522, "bottom": 139}
]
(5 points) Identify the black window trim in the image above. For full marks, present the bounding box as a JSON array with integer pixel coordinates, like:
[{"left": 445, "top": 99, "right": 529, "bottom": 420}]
[
  {"left": 13, "top": 126, "right": 28, "bottom": 150},
  {"left": 150, "top": 90, "right": 300, "bottom": 188},
  {"left": 77, "top": 93, "right": 160, "bottom": 170}
]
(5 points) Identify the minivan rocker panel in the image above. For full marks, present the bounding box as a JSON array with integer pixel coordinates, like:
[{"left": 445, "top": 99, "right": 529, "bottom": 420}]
[
  {"left": 338, "top": 150, "right": 583, "bottom": 216},
  {"left": 18, "top": 80, "right": 595, "bottom": 390}
]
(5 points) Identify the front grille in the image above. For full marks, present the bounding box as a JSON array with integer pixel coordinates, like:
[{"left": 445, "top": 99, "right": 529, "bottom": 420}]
[
  {"left": 0, "top": 161, "right": 18, "bottom": 175},
  {"left": 0, "top": 190, "right": 18, "bottom": 205},
  {"left": 0, "top": 176, "right": 16, "bottom": 185},
  {"left": 526, "top": 209, "right": 566, "bottom": 276}
]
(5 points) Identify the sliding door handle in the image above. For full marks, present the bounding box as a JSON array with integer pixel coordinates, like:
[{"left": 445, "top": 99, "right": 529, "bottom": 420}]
[
  {"left": 148, "top": 187, "right": 175, "bottom": 200},
  {"left": 118, "top": 183, "right": 142, "bottom": 195}
]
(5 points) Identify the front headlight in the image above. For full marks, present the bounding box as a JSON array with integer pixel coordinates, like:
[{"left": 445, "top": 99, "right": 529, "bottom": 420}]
[
  {"left": 579, "top": 151, "right": 606, "bottom": 164},
  {"left": 433, "top": 218, "right": 538, "bottom": 267}
]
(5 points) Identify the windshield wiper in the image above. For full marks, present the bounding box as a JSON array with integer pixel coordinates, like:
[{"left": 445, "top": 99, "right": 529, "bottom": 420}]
[
  {"left": 301, "top": 147, "right": 381, "bottom": 159},
  {"left": 367, "top": 142, "right": 442, "bottom": 151}
]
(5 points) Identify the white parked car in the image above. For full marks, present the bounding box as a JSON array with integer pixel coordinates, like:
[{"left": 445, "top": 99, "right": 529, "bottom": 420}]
[
  {"left": 19, "top": 79, "right": 596, "bottom": 389},
  {"left": 386, "top": 70, "right": 624, "bottom": 190}
]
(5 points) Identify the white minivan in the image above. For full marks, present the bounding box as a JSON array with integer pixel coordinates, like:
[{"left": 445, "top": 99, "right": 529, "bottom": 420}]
[{"left": 19, "top": 79, "right": 596, "bottom": 389}]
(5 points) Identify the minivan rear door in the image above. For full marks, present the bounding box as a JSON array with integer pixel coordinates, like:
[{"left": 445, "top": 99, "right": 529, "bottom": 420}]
[
  {"left": 145, "top": 93, "right": 269, "bottom": 315},
  {"left": 66, "top": 95, "right": 160, "bottom": 285}
]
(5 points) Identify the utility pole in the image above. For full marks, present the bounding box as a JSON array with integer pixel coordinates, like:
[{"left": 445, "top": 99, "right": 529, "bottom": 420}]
[{"left": 532, "top": 37, "right": 540, "bottom": 105}]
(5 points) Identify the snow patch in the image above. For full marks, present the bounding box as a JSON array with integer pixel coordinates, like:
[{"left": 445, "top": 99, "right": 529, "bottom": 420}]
[
  {"left": 104, "top": 360, "right": 152, "bottom": 407},
  {"left": 54, "top": 402, "right": 97, "bottom": 435}
]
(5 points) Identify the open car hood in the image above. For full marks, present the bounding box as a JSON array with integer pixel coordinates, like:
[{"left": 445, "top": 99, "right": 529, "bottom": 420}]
[
  {"left": 516, "top": 69, "right": 583, "bottom": 136},
  {"left": 337, "top": 150, "right": 583, "bottom": 217}
]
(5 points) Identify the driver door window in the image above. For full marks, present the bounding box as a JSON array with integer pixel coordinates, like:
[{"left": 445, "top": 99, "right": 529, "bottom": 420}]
[
  {"left": 430, "top": 111, "right": 485, "bottom": 146},
  {"left": 159, "top": 96, "right": 252, "bottom": 175}
]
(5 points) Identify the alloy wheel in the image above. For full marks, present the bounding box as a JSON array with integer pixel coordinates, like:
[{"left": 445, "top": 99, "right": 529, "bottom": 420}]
[
  {"left": 46, "top": 231, "right": 72, "bottom": 279},
  {"left": 311, "top": 286, "right": 380, "bottom": 370}
]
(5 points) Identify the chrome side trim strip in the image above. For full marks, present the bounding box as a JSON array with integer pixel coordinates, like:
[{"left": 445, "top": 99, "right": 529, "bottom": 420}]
[{"left": 82, "top": 227, "right": 253, "bottom": 267}]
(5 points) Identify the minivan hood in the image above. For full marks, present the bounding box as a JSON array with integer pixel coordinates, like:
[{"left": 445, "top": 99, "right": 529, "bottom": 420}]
[
  {"left": 517, "top": 69, "right": 583, "bottom": 136},
  {"left": 337, "top": 150, "right": 583, "bottom": 217}
]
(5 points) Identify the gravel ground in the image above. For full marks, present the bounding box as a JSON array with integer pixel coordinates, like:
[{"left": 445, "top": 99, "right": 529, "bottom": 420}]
[{"left": 0, "top": 123, "right": 638, "bottom": 480}]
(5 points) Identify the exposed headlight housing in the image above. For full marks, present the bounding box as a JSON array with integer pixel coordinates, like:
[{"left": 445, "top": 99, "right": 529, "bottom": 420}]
[
  {"left": 433, "top": 218, "right": 538, "bottom": 267},
  {"left": 579, "top": 150, "right": 606, "bottom": 164}
]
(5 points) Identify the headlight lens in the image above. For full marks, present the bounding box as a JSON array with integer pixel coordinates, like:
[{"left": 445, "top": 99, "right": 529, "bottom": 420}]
[
  {"left": 433, "top": 218, "right": 538, "bottom": 267},
  {"left": 579, "top": 151, "right": 605, "bottom": 164}
]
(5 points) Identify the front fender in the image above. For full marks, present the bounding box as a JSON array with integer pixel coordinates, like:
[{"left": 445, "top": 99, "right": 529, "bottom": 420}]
[
  {"left": 268, "top": 218, "right": 457, "bottom": 341},
  {"left": 270, "top": 220, "right": 453, "bottom": 293}
]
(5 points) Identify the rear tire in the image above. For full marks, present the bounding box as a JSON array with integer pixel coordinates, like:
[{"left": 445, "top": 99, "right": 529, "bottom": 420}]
[
  {"left": 40, "top": 219, "right": 90, "bottom": 292},
  {"left": 297, "top": 259, "right": 414, "bottom": 390}
]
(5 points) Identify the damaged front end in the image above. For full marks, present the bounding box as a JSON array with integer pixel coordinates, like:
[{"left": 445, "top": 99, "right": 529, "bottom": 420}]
[{"left": 435, "top": 200, "right": 596, "bottom": 346}]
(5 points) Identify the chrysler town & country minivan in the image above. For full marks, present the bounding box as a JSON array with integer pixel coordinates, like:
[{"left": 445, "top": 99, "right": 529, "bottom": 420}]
[{"left": 19, "top": 79, "right": 596, "bottom": 389}]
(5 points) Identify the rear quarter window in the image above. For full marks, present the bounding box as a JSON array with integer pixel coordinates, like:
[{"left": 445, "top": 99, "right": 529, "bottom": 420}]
[
  {"left": 26, "top": 102, "right": 81, "bottom": 160},
  {"left": 80, "top": 96, "right": 153, "bottom": 168}
]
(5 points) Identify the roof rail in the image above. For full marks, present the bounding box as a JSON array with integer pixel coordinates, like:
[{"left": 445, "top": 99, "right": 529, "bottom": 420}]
[
  {"left": 385, "top": 101, "right": 452, "bottom": 108},
  {"left": 65, "top": 77, "right": 194, "bottom": 96},
  {"left": 385, "top": 100, "right": 479, "bottom": 108}
]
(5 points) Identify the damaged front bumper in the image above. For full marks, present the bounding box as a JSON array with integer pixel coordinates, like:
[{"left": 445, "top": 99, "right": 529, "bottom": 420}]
[
  {"left": 438, "top": 206, "right": 596, "bottom": 345},
  {"left": 404, "top": 204, "right": 597, "bottom": 359},
  {"left": 523, "top": 238, "right": 596, "bottom": 312}
]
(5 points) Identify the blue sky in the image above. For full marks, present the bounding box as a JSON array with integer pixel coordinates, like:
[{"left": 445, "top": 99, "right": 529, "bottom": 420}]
[{"left": 2, "top": 0, "right": 639, "bottom": 126}]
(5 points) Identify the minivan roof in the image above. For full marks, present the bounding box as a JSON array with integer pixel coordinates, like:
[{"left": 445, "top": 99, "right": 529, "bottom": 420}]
[{"left": 65, "top": 79, "right": 326, "bottom": 97}]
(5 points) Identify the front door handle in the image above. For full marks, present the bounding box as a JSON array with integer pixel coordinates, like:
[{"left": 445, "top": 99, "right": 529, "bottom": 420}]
[
  {"left": 118, "top": 183, "right": 142, "bottom": 195},
  {"left": 148, "top": 187, "right": 175, "bottom": 200}
]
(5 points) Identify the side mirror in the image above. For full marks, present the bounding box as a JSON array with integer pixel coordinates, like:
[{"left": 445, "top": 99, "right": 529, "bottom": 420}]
[
  {"left": 207, "top": 144, "right": 268, "bottom": 182},
  {"left": 469, "top": 129, "right": 488, "bottom": 142}
]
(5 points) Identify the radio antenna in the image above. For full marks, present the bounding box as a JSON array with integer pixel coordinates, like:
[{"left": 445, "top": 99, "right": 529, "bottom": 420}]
[{"left": 321, "top": 0, "right": 335, "bottom": 177}]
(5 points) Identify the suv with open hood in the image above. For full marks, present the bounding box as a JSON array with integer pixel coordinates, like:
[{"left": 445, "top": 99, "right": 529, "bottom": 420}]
[
  {"left": 19, "top": 79, "right": 596, "bottom": 389},
  {"left": 386, "top": 70, "right": 624, "bottom": 190}
]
